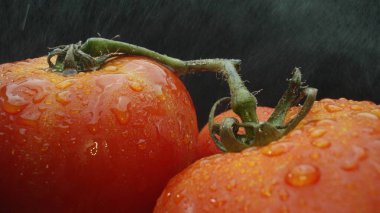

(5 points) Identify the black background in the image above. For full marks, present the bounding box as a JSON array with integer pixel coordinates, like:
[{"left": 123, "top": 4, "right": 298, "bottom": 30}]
[{"left": 1, "top": 0, "right": 379, "bottom": 127}]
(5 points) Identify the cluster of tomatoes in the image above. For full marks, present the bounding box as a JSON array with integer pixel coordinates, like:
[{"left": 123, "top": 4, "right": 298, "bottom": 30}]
[{"left": 0, "top": 45, "right": 379, "bottom": 212}]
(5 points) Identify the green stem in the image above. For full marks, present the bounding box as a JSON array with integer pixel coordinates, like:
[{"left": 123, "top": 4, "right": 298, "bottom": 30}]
[{"left": 80, "top": 38, "right": 241, "bottom": 76}]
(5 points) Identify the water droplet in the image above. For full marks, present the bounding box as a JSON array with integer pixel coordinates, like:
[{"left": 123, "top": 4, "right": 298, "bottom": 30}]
[
  {"left": 87, "top": 141, "right": 99, "bottom": 156},
  {"left": 18, "top": 106, "right": 41, "bottom": 126},
  {"left": 321, "top": 98, "right": 335, "bottom": 104},
  {"left": 55, "top": 91, "right": 71, "bottom": 105},
  {"left": 309, "top": 152, "right": 321, "bottom": 160},
  {"left": 41, "top": 143, "right": 49, "bottom": 152},
  {"left": 311, "top": 139, "right": 331, "bottom": 149},
  {"left": 350, "top": 105, "right": 363, "bottom": 111},
  {"left": 209, "top": 198, "right": 226, "bottom": 208},
  {"left": 357, "top": 112, "right": 378, "bottom": 120},
  {"left": 285, "top": 164, "right": 320, "bottom": 187},
  {"left": 2, "top": 79, "right": 51, "bottom": 112},
  {"left": 226, "top": 179, "right": 237, "bottom": 191},
  {"left": 104, "top": 66, "right": 117, "bottom": 71},
  {"left": 260, "top": 142, "right": 294, "bottom": 157},
  {"left": 371, "top": 109, "right": 380, "bottom": 119},
  {"left": 289, "top": 129, "right": 302, "bottom": 137},
  {"left": 260, "top": 185, "right": 273, "bottom": 198},
  {"left": 129, "top": 81, "right": 144, "bottom": 92},
  {"left": 56, "top": 80, "right": 74, "bottom": 89},
  {"left": 1, "top": 85, "right": 27, "bottom": 114},
  {"left": 87, "top": 124, "right": 98, "bottom": 134},
  {"left": 341, "top": 145, "right": 367, "bottom": 171},
  {"left": 111, "top": 96, "right": 130, "bottom": 125},
  {"left": 278, "top": 188, "right": 289, "bottom": 201},
  {"left": 209, "top": 183, "right": 218, "bottom": 192},
  {"left": 137, "top": 139, "right": 147, "bottom": 150},
  {"left": 111, "top": 108, "right": 129, "bottom": 125},
  {"left": 209, "top": 198, "right": 217, "bottom": 205},
  {"left": 166, "top": 192, "right": 172, "bottom": 198},
  {"left": 174, "top": 192, "right": 185, "bottom": 204},
  {"left": 316, "top": 119, "right": 336, "bottom": 126},
  {"left": 1, "top": 101, "right": 27, "bottom": 114},
  {"left": 311, "top": 107, "right": 320, "bottom": 113},
  {"left": 325, "top": 104, "right": 343, "bottom": 112},
  {"left": 19, "top": 128, "right": 26, "bottom": 135},
  {"left": 309, "top": 128, "right": 326, "bottom": 138}
]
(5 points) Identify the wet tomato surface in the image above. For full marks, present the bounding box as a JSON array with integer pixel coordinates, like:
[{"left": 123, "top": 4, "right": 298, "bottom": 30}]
[
  {"left": 0, "top": 56, "right": 201, "bottom": 212},
  {"left": 155, "top": 98, "right": 380, "bottom": 213}
]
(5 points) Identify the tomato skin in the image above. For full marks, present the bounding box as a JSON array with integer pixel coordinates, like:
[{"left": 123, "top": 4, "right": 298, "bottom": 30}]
[
  {"left": 0, "top": 56, "right": 201, "bottom": 212},
  {"left": 196, "top": 107, "right": 274, "bottom": 156},
  {"left": 155, "top": 98, "right": 380, "bottom": 213}
]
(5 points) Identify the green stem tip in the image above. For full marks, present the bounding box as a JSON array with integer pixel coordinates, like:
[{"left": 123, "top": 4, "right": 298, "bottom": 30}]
[{"left": 47, "top": 37, "right": 317, "bottom": 152}]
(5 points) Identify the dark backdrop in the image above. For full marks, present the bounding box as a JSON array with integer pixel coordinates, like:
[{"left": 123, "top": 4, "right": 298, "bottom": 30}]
[{"left": 1, "top": 0, "right": 379, "bottom": 127}]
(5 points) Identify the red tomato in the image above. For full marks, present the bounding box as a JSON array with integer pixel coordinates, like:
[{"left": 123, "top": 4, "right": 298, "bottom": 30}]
[
  {"left": 155, "top": 98, "right": 380, "bottom": 213},
  {"left": 0, "top": 56, "right": 203, "bottom": 212}
]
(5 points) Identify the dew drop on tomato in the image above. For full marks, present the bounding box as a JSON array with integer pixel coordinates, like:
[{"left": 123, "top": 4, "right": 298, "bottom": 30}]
[
  {"left": 86, "top": 140, "right": 99, "bottom": 156},
  {"left": 311, "top": 139, "right": 331, "bottom": 149},
  {"left": 325, "top": 104, "right": 343, "bottom": 112},
  {"left": 309, "top": 128, "right": 327, "bottom": 138},
  {"left": 137, "top": 139, "right": 147, "bottom": 150},
  {"left": 260, "top": 142, "right": 294, "bottom": 157},
  {"left": 209, "top": 183, "right": 218, "bottom": 192},
  {"left": 226, "top": 179, "right": 237, "bottom": 191},
  {"left": 174, "top": 191, "right": 185, "bottom": 204},
  {"left": 111, "top": 108, "right": 130, "bottom": 125},
  {"left": 357, "top": 112, "right": 378, "bottom": 120},
  {"left": 87, "top": 123, "right": 98, "bottom": 134},
  {"left": 41, "top": 143, "right": 50, "bottom": 152},
  {"left": 110, "top": 96, "right": 130, "bottom": 125},
  {"left": 316, "top": 119, "right": 336, "bottom": 126},
  {"left": 18, "top": 107, "right": 41, "bottom": 126},
  {"left": 285, "top": 164, "right": 320, "bottom": 187},
  {"left": 129, "top": 81, "right": 144, "bottom": 92},
  {"left": 309, "top": 152, "right": 321, "bottom": 160},
  {"left": 56, "top": 79, "right": 74, "bottom": 89},
  {"left": 209, "top": 197, "right": 227, "bottom": 208},
  {"left": 1, "top": 85, "right": 28, "bottom": 114},
  {"left": 341, "top": 145, "right": 367, "bottom": 171},
  {"left": 18, "top": 128, "right": 26, "bottom": 135},
  {"left": 278, "top": 188, "right": 289, "bottom": 201},
  {"left": 55, "top": 91, "right": 71, "bottom": 105},
  {"left": 260, "top": 185, "right": 273, "bottom": 198},
  {"left": 22, "top": 79, "right": 51, "bottom": 104}
]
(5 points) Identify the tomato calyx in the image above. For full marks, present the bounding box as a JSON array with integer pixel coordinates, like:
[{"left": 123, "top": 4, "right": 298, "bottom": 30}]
[
  {"left": 47, "top": 40, "right": 121, "bottom": 75},
  {"left": 209, "top": 68, "right": 317, "bottom": 152}
]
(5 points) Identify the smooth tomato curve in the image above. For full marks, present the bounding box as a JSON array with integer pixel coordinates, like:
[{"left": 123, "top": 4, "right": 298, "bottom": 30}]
[
  {"left": 0, "top": 56, "right": 203, "bottom": 212},
  {"left": 155, "top": 98, "right": 380, "bottom": 213}
]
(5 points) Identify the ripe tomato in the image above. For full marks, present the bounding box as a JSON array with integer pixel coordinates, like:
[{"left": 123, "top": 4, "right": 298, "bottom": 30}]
[
  {"left": 197, "top": 106, "right": 274, "bottom": 157},
  {"left": 155, "top": 98, "right": 380, "bottom": 213},
  {"left": 0, "top": 56, "right": 201, "bottom": 212}
]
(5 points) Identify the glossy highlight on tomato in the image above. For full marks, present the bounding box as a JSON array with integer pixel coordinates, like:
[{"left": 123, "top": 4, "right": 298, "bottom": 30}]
[
  {"left": 155, "top": 98, "right": 380, "bottom": 213},
  {"left": 0, "top": 56, "right": 203, "bottom": 212}
]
